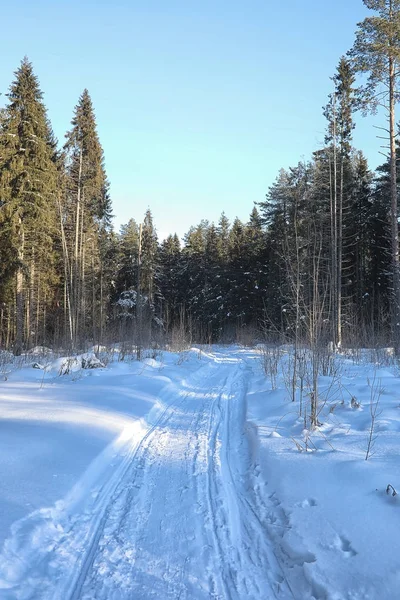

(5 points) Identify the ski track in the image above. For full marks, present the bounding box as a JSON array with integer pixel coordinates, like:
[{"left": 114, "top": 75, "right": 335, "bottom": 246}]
[{"left": 0, "top": 349, "right": 316, "bottom": 600}]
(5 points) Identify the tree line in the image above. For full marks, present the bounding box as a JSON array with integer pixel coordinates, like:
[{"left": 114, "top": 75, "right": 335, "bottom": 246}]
[{"left": 1, "top": 1, "right": 400, "bottom": 352}]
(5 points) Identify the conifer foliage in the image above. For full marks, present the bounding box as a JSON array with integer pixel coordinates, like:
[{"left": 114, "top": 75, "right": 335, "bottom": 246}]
[
  {"left": 61, "top": 89, "right": 112, "bottom": 347},
  {"left": 0, "top": 58, "right": 58, "bottom": 352}
]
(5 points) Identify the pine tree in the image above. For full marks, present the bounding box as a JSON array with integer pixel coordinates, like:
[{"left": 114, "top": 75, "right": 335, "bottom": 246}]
[{"left": 349, "top": 0, "right": 400, "bottom": 351}]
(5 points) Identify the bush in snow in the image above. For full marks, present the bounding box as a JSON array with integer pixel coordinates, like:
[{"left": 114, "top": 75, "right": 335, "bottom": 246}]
[
  {"left": 55, "top": 353, "right": 105, "bottom": 376},
  {"left": 27, "top": 346, "right": 53, "bottom": 357},
  {"left": 81, "top": 353, "right": 105, "bottom": 369}
]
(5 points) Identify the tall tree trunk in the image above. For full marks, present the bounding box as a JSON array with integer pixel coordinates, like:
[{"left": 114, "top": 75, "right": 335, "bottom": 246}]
[
  {"left": 15, "top": 218, "right": 25, "bottom": 355},
  {"left": 389, "top": 56, "right": 400, "bottom": 352},
  {"left": 100, "top": 265, "right": 104, "bottom": 345},
  {"left": 58, "top": 196, "right": 73, "bottom": 349},
  {"left": 92, "top": 245, "right": 96, "bottom": 345},
  {"left": 337, "top": 157, "right": 344, "bottom": 348},
  {"left": 35, "top": 276, "right": 40, "bottom": 348},
  {"left": 137, "top": 223, "right": 143, "bottom": 360},
  {"left": 329, "top": 93, "right": 339, "bottom": 349},
  {"left": 72, "top": 147, "right": 83, "bottom": 347}
]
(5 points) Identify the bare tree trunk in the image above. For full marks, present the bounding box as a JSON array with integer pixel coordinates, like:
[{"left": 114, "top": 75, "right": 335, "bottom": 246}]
[
  {"left": 15, "top": 218, "right": 25, "bottom": 355},
  {"left": 310, "top": 233, "right": 323, "bottom": 428},
  {"left": 25, "top": 280, "right": 30, "bottom": 350},
  {"left": 35, "top": 274, "right": 40, "bottom": 347},
  {"left": 72, "top": 147, "right": 83, "bottom": 347},
  {"left": 100, "top": 265, "right": 104, "bottom": 345},
  {"left": 92, "top": 245, "right": 96, "bottom": 345},
  {"left": 337, "top": 157, "right": 344, "bottom": 348},
  {"left": 43, "top": 304, "right": 46, "bottom": 347},
  {"left": 26, "top": 251, "right": 36, "bottom": 350},
  {"left": 136, "top": 223, "right": 143, "bottom": 360},
  {"left": 6, "top": 305, "right": 11, "bottom": 350},
  {"left": 57, "top": 196, "right": 73, "bottom": 349},
  {"left": 331, "top": 93, "right": 338, "bottom": 349},
  {"left": 389, "top": 55, "right": 400, "bottom": 353},
  {"left": 81, "top": 238, "right": 86, "bottom": 347}
]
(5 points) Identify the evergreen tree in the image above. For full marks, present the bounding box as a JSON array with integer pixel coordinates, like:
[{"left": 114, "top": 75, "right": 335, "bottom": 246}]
[
  {"left": 242, "top": 207, "right": 268, "bottom": 324},
  {"left": 349, "top": 0, "right": 400, "bottom": 350},
  {"left": 140, "top": 208, "right": 158, "bottom": 305},
  {"left": 203, "top": 223, "right": 223, "bottom": 337},
  {"left": 349, "top": 152, "right": 381, "bottom": 333},
  {"left": 63, "top": 89, "right": 112, "bottom": 346},
  {"left": 158, "top": 233, "right": 181, "bottom": 330},
  {"left": 226, "top": 218, "right": 247, "bottom": 323},
  {"left": 0, "top": 57, "right": 58, "bottom": 352},
  {"left": 181, "top": 221, "right": 209, "bottom": 339},
  {"left": 217, "top": 212, "right": 230, "bottom": 263},
  {"left": 115, "top": 219, "right": 139, "bottom": 296},
  {"left": 324, "top": 57, "right": 357, "bottom": 346}
]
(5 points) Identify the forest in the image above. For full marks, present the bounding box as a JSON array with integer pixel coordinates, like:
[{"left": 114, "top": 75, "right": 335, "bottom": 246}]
[
  {"left": 1, "top": 1, "right": 400, "bottom": 354},
  {"left": 2, "top": 4, "right": 400, "bottom": 597}
]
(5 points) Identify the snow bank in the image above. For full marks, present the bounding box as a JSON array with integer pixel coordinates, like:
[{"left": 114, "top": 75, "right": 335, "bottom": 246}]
[
  {"left": 1, "top": 345, "right": 398, "bottom": 598},
  {"left": 246, "top": 348, "right": 400, "bottom": 599},
  {"left": 46, "top": 352, "right": 105, "bottom": 375}
]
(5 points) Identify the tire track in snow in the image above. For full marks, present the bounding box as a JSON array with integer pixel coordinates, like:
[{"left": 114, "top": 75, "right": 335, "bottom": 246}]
[
  {"left": 221, "top": 364, "right": 295, "bottom": 599},
  {"left": 0, "top": 349, "right": 315, "bottom": 599},
  {"left": 0, "top": 358, "right": 213, "bottom": 600},
  {"left": 202, "top": 360, "right": 294, "bottom": 600},
  {"left": 74, "top": 360, "right": 230, "bottom": 599},
  {"left": 203, "top": 371, "right": 233, "bottom": 599},
  {"left": 67, "top": 360, "right": 218, "bottom": 600}
]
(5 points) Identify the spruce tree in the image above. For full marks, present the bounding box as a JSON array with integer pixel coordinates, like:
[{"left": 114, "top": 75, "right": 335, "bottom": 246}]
[
  {"left": 323, "top": 57, "right": 357, "bottom": 346},
  {"left": 141, "top": 208, "right": 158, "bottom": 305},
  {"left": 349, "top": 152, "right": 378, "bottom": 334},
  {"left": 0, "top": 57, "right": 58, "bottom": 352},
  {"left": 116, "top": 219, "right": 140, "bottom": 295},
  {"left": 217, "top": 212, "right": 230, "bottom": 264},
  {"left": 181, "top": 221, "right": 209, "bottom": 340},
  {"left": 63, "top": 89, "right": 111, "bottom": 346},
  {"left": 158, "top": 233, "right": 181, "bottom": 331}
]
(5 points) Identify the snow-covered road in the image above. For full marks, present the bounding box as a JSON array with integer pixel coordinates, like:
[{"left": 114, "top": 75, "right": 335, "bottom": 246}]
[
  {"left": 0, "top": 350, "right": 299, "bottom": 599},
  {"left": 69, "top": 355, "right": 291, "bottom": 600},
  {"left": 3, "top": 346, "right": 398, "bottom": 599},
  {"left": 61, "top": 354, "right": 289, "bottom": 599}
]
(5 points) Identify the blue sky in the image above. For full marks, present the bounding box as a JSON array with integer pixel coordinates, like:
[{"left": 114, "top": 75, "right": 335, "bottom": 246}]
[{"left": 0, "top": 0, "right": 381, "bottom": 239}]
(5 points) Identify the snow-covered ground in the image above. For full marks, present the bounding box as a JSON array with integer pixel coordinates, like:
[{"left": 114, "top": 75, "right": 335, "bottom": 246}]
[{"left": 0, "top": 345, "right": 399, "bottom": 599}]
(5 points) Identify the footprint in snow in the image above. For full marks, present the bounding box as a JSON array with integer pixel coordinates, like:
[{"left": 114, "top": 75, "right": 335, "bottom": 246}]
[
  {"left": 295, "top": 498, "right": 317, "bottom": 508},
  {"left": 333, "top": 534, "right": 357, "bottom": 557}
]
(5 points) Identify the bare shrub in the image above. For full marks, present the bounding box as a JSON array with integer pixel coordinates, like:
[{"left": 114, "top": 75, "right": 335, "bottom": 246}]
[
  {"left": 386, "top": 484, "right": 397, "bottom": 497},
  {"left": 0, "top": 351, "right": 13, "bottom": 380},
  {"left": 365, "top": 374, "right": 383, "bottom": 461},
  {"left": 236, "top": 325, "right": 259, "bottom": 347},
  {"left": 260, "top": 345, "right": 282, "bottom": 390}
]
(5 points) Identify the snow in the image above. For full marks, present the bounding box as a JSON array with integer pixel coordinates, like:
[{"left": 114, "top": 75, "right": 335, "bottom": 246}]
[{"left": 0, "top": 346, "right": 399, "bottom": 598}]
